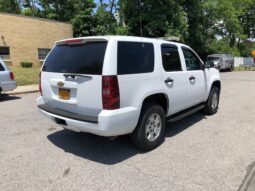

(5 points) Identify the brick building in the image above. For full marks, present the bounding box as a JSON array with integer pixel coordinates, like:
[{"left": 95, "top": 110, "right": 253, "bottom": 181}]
[{"left": 0, "top": 13, "right": 73, "bottom": 66}]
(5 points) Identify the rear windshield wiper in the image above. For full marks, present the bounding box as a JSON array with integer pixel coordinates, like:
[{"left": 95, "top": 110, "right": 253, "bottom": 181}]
[{"left": 63, "top": 73, "right": 92, "bottom": 79}]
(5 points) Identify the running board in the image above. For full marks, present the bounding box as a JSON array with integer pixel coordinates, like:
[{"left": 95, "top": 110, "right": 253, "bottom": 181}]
[{"left": 167, "top": 104, "right": 205, "bottom": 123}]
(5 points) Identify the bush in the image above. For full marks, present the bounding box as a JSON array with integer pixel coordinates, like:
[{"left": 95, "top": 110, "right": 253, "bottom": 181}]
[{"left": 20, "top": 62, "right": 33, "bottom": 68}]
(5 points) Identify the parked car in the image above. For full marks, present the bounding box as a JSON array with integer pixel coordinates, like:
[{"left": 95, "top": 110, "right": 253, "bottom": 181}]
[
  {"left": 0, "top": 58, "right": 16, "bottom": 94},
  {"left": 37, "top": 36, "right": 221, "bottom": 150},
  {"left": 206, "top": 53, "right": 234, "bottom": 71}
]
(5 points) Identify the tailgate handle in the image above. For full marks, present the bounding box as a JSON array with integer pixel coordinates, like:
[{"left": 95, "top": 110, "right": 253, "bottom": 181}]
[{"left": 64, "top": 73, "right": 92, "bottom": 80}]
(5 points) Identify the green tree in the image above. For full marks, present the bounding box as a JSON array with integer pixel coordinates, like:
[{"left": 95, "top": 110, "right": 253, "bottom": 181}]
[
  {"left": 182, "top": 0, "right": 215, "bottom": 58},
  {"left": 21, "top": 0, "right": 38, "bottom": 17},
  {"left": 120, "top": 0, "right": 188, "bottom": 39},
  {"left": 239, "top": 0, "right": 255, "bottom": 39},
  {"left": 0, "top": 0, "right": 20, "bottom": 14},
  {"left": 94, "top": 4, "right": 117, "bottom": 35},
  {"left": 71, "top": 0, "right": 96, "bottom": 37}
]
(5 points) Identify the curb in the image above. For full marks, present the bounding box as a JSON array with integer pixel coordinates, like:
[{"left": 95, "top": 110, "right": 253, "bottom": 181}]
[{"left": 7, "top": 90, "right": 39, "bottom": 95}]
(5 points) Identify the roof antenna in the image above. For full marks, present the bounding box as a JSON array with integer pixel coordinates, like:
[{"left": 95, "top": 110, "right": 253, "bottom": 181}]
[{"left": 139, "top": 0, "right": 143, "bottom": 37}]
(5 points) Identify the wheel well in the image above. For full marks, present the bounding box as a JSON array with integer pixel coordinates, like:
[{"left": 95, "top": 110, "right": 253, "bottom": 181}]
[
  {"left": 212, "top": 81, "right": 221, "bottom": 92},
  {"left": 142, "top": 94, "right": 169, "bottom": 114}
]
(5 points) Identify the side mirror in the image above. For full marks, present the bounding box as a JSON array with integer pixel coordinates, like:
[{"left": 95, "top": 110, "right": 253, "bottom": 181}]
[{"left": 204, "top": 60, "right": 215, "bottom": 68}]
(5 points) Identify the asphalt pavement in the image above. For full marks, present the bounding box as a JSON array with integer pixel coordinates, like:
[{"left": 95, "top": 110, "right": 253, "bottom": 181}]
[{"left": 0, "top": 71, "right": 255, "bottom": 191}]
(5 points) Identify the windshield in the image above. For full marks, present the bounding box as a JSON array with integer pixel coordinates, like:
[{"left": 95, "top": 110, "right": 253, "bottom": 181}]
[
  {"left": 207, "top": 57, "right": 220, "bottom": 61},
  {"left": 42, "top": 41, "right": 107, "bottom": 75}
]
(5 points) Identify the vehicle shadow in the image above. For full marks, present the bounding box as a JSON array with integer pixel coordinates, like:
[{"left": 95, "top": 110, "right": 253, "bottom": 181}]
[
  {"left": 0, "top": 94, "right": 21, "bottom": 102},
  {"left": 47, "top": 113, "right": 207, "bottom": 165},
  {"left": 165, "top": 113, "right": 207, "bottom": 137}
]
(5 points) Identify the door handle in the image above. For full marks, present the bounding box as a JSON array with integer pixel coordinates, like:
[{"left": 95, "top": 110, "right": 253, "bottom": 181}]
[
  {"left": 165, "top": 77, "right": 174, "bottom": 84},
  {"left": 189, "top": 76, "right": 196, "bottom": 81}
]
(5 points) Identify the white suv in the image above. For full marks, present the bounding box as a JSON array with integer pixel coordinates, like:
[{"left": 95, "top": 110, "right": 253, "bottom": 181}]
[
  {"left": 0, "top": 58, "right": 16, "bottom": 94},
  {"left": 37, "top": 36, "right": 221, "bottom": 150}
]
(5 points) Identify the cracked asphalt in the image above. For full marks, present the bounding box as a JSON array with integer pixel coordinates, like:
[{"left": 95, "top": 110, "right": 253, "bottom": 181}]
[{"left": 0, "top": 71, "right": 255, "bottom": 191}]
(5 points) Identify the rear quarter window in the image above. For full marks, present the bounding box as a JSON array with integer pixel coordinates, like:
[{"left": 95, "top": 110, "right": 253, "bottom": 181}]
[
  {"left": 117, "top": 41, "right": 154, "bottom": 75},
  {"left": 42, "top": 41, "right": 107, "bottom": 75}
]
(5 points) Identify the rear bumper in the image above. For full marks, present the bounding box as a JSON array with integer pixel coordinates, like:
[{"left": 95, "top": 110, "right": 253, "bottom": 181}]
[
  {"left": 0, "top": 81, "right": 17, "bottom": 92},
  {"left": 36, "top": 96, "right": 140, "bottom": 137}
]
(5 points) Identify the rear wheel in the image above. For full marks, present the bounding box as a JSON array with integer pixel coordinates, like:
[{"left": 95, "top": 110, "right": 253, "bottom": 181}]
[
  {"left": 203, "top": 86, "right": 220, "bottom": 115},
  {"left": 130, "top": 103, "right": 165, "bottom": 151}
]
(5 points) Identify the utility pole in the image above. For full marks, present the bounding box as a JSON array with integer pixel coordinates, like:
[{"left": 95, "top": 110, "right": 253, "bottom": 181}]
[{"left": 31, "top": 0, "right": 36, "bottom": 17}]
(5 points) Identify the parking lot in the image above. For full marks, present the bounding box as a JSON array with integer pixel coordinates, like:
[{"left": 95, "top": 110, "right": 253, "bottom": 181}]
[{"left": 0, "top": 71, "right": 255, "bottom": 191}]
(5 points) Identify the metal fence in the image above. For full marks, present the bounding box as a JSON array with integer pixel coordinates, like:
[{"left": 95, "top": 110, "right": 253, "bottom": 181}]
[{"left": 234, "top": 57, "right": 255, "bottom": 67}]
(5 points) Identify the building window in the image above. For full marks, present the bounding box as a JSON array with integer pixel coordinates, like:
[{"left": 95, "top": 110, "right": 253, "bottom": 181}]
[
  {"left": 38, "top": 48, "right": 51, "bottom": 60},
  {"left": 0, "top": 46, "right": 10, "bottom": 60}
]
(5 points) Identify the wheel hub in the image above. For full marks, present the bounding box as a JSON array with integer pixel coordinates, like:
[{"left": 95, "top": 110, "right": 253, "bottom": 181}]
[
  {"left": 211, "top": 92, "right": 218, "bottom": 109},
  {"left": 145, "top": 113, "right": 162, "bottom": 142}
]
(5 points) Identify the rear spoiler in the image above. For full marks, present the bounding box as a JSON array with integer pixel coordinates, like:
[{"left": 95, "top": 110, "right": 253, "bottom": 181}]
[{"left": 56, "top": 37, "right": 109, "bottom": 45}]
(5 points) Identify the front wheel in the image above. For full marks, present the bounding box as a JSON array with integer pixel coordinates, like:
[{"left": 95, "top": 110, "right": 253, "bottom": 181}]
[
  {"left": 203, "top": 86, "right": 220, "bottom": 115},
  {"left": 229, "top": 64, "right": 234, "bottom": 72},
  {"left": 130, "top": 103, "right": 166, "bottom": 151}
]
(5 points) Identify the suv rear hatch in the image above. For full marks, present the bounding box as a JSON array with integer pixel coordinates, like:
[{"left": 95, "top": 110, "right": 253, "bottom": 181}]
[{"left": 40, "top": 38, "right": 108, "bottom": 118}]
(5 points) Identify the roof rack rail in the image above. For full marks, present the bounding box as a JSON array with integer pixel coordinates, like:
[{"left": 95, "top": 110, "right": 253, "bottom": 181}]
[{"left": 158, "top": 36, "right": 180, "bottom": 42}]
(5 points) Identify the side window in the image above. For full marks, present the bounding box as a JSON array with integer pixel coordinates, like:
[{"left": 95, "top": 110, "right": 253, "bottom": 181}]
[
  {"left": 161, "top": 45, "right": 182, "bottom": 72},
  {"left": 117, "top": 41, "right": 154, "bottom": 75},
  {"left": 182, "top": 47, "right": 202, "bottom": 71},
  {"left": 0, "top": 63, "right": 4, "bottom": 71}
]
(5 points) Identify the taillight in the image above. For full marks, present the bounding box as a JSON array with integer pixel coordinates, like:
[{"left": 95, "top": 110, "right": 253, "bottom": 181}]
[
  {"left": 64, "top": 39, "right": 83, "bottom": 44},
  {"left": 39, "top": 72, "right": 42, "bottom": 96},
  {"left": 102, "top": 76, "right": 120, "bottom": 110},
  {"left": 9, "top": 72, "right": 14, "bottom": 81}
]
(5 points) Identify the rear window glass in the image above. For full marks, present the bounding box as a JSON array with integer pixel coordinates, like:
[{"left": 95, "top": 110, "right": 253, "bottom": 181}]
[
  {"left": 0, "top": 63, "right": 5, "bottom": 71},
  {"left": 42, "top": 41, "right": 107, "bottom": 75},
  {"left": 117, "top": 41, "right": 154, "bottom": 75}
]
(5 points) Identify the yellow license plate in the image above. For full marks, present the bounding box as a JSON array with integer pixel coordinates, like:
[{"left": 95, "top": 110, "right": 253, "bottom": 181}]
[{"left": 58, "top": 88, "right": 70, "bottom": 100}]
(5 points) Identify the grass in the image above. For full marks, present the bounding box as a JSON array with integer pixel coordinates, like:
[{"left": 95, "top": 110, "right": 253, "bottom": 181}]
[
  {"left": 10, "top": 66, "right": 41, "bottom": 86},
  {"left": 234, "top": 66, "right": 255, "bottom": 71}
]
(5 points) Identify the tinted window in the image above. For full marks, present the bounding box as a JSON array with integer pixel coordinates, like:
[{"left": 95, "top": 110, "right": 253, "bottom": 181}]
[
  {"left": 182, "top": 47, "right": 202, "bottom": 70},
  {"left": 207, "top": 57, "right": 220, "bottom": 61},
  {"left": 117, "top": 42, "right": 154, "bottom": 75},
  {"left": 0, "top": 63, "right": 4, "bottom": 71},
  {"left": 42, "top": 42, "right": 107, "bottom": 75},
  {"left": 161, "top": 45, "right": 182, "bottom": 72}
]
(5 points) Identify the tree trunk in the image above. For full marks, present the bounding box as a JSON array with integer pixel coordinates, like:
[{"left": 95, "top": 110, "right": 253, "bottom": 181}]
[{"left": 229, "top": 34, "right": 236, "bottom": 47}]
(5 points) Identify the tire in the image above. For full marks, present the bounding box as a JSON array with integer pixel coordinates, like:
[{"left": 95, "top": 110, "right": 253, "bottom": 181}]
[
  {"left": 229, "top": 64, "right": 234, "bottom": 72},
  {"left": 130, "top": 103, "right": 166, "bottom": 151},
  {"left": 203, "top": 86, "right": 220, "bottom": 115}
]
